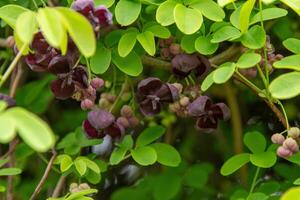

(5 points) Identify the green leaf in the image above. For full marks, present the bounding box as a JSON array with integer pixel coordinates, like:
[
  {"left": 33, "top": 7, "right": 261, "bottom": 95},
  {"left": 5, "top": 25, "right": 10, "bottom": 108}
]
[
  {"left": 218, "top": 0, "right": 236, "bottom": 7},
  {"left": 81, "top": 157, "right": 100, "bottom": 174},
  {"left": 280, "top": 0, "right": 300, "bottom": 16},
  {"left": 110, "top": 147, "right": 128, "bottom": 165},
  {"left": 211, "top": 26, "right": 241, "bottom": 43},
  {"left": 239, "top": 0, "right": 255, "bottom": 33},
  {"left": 74, "top": 158, "right": 87, "bottom": 176},
  {"left": 104, "top": 29, "right": 124, "bottom": 48},
  {"left": 283, "top": 38, "right": 300, "bottom": 54},
  {"left": 220, "top": 153, "right": 250, "bottom": 176},
  {"left": 247, "top": 193, "right": 268, "bottom": 200},
  {"left": 195, "top": 35, "right": 218, "bottom": 55},
  {"left": 183, "top": 164, "right": 209, "bottom": 189},
  {"left": 273, "top": 55, "right": 300, "bottom": 71},
  {"left": 269, "top": 72, "right": 300, "bottom": 99},
  {"left": 131, "top": 146, "right": 157, "bottom": 166},
  {"left": 95, "top": 0, "right": 115, "bottom": 7},
  {"left": 151, "top": 143, "right": 181, "bottom": 167},
  {"left": 55, "top": 154, "right": 73, "bottom": 172},
  {"left": 15, "top": 11, "right": 38, "bottom": 44},
  {"left": 5, "top": 107, "right": 55, "bottom": 152},
  {"left": 153, "top": 174, "right": 181, "bottom": 200},
  {"left": 156, "top": 0, "right": 177, "bottom": 26},
  {"left": 213, "top": 62, "right": 236, "bottom": 84},
  {"left": 0, "top": 101, "right": 7, "bottom": 112},
  {"left": 0, "top": 158, "right": 9, "bottom": 168},
  {"left": 0, "top": 114, "right": 16, "bottom": 143},
  {"left": 180, "top": 34, "right": 199, "bottom": 53},
  {"left": 118, "top": 29, "right": 138, "bottom": 57},
  {"left": 65, "top": 189, "right": 98, "bottom": 200},
  {"left": 230, "top": 6, "right": 241, "bottom": 29},
  {"left": 241, "top": 25, "right": 266, "bottom": 49},
  {"left": 237, "top": 53, "right": 261, "bottom": 69},
  {"left": 282, "top": 187, "right": 300, "bottom": 200},
  {"left": 137, "top": 31, "right": 156, "bottom": 56},
  {"left": 250, "top": 151, "right": 277, "bottom": 168},
  {"left": 250, "top": 8, "right": 288, "bottom": 25},
  {"left": 90, "top": 42, "right": 111, "bottom": 74},
  {"left": 115, "top": 0, "right": 141, "bottom": 26},
  {"left": 112, "top": 50, "right": 143, "bottom": 76},
  {"left": 190, "top": 0, "right": 225, "bottom": 22},
  {"left": 0, "top": 185, "right": 5, "bottom": 192},
  {"left": 174, "top": 4, "right": 203, "bottom": 35},
  {"left": 37, "top": 8, "right": 67, "bottom": 52},
  {"left": 201, "top": 72, "right": 214, "bottom": 91},
  {"left": 243, "top": 131, "right": 266, "bottom": 153},
  {"left": 294, "top": 178, "right": 300, "bottom": 185},
  {"left": 56, "top": 7, "right": 96, "bottom": 57},
  {"left": 0, "top": 5, "right": 29, "bottom": 29},
  {"left": 136, "top": 126, "right": 166, "bottom": 147},
  {"left": 120, "top": 135, "right": 134, "bottom": 149},
  {"left": 144, "top": 23, "right": 170, "bottom": 39},
  {"left": 0, "top": 168, "right": 22, "bottom": 176}
]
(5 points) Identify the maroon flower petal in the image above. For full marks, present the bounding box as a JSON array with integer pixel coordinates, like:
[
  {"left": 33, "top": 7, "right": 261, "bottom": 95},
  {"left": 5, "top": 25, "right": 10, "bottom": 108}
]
[
  {"left": 25, "top": 54, "right": 49, "bottom": 72},
  {"left": 195, "top": 55, "right": 210, "bottom": 77},
  {"left": 50, "top": 79, "right": 75, "bottom": 100},
  {"left": 188, "top": 96, "right": 212, "bottom": 117},
  {"left": 31, "top": 32, "right": 50, "bottom": 54},
  {"left": 212, "top": 103, "right": 231, "bottom": 121},
  {"left": 71, "top": 0, "right": 94, "bottom": 16},
  {"left": 48, "top": 55, "right": 71, "bottom": 75},
  {"left": 105, "top": 122, "right": 124, "bottom": 138},
  {"left": 196, "top": 117, "right": 218, "bottom": 132},
  {"left": 94, "top": 5, "right": 113, "bottom": 26},
  {"left": 137, "top": 77, "right": 163, "bottom": 96},
  {"left": 139, "top": 98, "right": 162, "bottom": 116},
  {"left": 83, "top": 120, "right": 102, "bottom": 138},
  {"left": 87, "top": 109, "right": 115, "bottom": 130},
  {"left": 72, "top": 66, "right": 89, "bottom": 89},
  {"left": 171, "top": 54, "right": 201, "bottom": 78}
]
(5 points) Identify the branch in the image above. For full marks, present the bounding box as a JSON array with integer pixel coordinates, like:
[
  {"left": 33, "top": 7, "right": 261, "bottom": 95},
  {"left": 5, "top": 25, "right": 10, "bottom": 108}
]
[
  {"left": 29, "top": 149, "right": 57, "bottom": 200},
  {"left": 52, "top": 176, "right": 67, "bottom": 198}
]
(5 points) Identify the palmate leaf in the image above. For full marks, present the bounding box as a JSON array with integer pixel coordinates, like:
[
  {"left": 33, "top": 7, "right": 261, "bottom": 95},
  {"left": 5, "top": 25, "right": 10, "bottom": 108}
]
[
  {"left": 221, "top": 153, "right": 250, "bottom": 176},
  {"left": 0, "top": 4, "right": 29, "bottom": 29}
]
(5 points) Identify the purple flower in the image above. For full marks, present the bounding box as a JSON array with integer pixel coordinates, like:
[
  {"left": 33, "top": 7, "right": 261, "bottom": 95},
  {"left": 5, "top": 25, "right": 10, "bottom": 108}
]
[
  {"left": 0, "top": 93, "right": 16, "bottom": 107},
  {"left": 136, "top": 77, "right": 179, "bottom": 116},
  {"left": 83, "top": 109, "right": 124, "bottom": 139},
  {"left": 188, "top": 96, "right": 230, "bottom": 132},
  {"left": 171, "top": 54, "right": 210, "bottom": 78}
]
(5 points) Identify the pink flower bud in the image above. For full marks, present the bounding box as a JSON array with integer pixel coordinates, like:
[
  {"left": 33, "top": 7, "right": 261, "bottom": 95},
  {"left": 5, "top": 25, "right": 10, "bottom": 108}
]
[
  {"left": 179, "top": 96, "right": 190, "bottom": 107},
  {"left": 90, "top": 77, "right": 104, "bottom": 90},
  {"left": 80, "top": 99, "right": 94, "bottom": 110},
  {"left": 120, "top": 105, "right": 133, "bottom": 118},
  {"left": 169, "top": 43, "right": 181, "bottom": 55},
  {"left": 128, "top": 117, "right": 139, "bottom": 127},
  {"left": 277, "top": 146, "right": 293, "bottom": 158},
  {"left": 283, "top": 138, "right": 299, "bottom": 153},
  {"left": 271, "top": 133, "right": 285, "bottom": 145},
  {"left": 116, "top": 117, "right": 130, "bottom": 128}
]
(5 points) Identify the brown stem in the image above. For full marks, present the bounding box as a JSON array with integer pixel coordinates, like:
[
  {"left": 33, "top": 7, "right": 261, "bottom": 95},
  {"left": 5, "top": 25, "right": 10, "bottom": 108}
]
[
  {"left": 52, "top": 176, "right": 66, "bottom": 198},
  {"left": 29, "top": 149, "right": 57, "bottom": 200},
  {"left": 0, "top": 139, "right": 19, "bottom": 160}
]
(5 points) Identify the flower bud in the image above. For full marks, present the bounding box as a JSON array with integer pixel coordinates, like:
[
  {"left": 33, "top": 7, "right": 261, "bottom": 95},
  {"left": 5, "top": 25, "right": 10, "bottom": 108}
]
[
  {"left": 90, "top": 77, "right": 104, "bottom": 90},
  {"left": 78, "top": 183, "right": 90, "bottom": 190},
  {"left": 283, "top": 138, "right": 299, "bottom": 153},
  {"left": 160, "top": 48, "right": 171, "bottom": 60},
  {"left": 169, "top": 43, "right": 181, "bottom": 55},
  {"left": 277, "top": 146, "right": 293, "bottom": 158},
  {"left": 171, "top": 83, "right": 183, "bottom": 94},
  {"left": 179, "top": 96, "right": 190, "bottom": 107},
  {"left": 271, "top": 133, "right": 285, "bottom": 145},
  {"left": 117, "top": 117, "right": 130, "bottom": 128},
  {"left": 99, "top": 98, "right": 111, "bottom": 108},
  {"left": 128, "top": 117, "right": 139, "bottom": 127},
  {"left": 120, "top": 105, "right": 133, "bottom": 118},
  {"left": 80, "top": 99, "right": 94, "bottom": 110},
  {"left": 288, "top": 127, "right": 300, "bottom": 138},
  {"left": 69, "top": 183, "right": 78, "bottom": 191}
]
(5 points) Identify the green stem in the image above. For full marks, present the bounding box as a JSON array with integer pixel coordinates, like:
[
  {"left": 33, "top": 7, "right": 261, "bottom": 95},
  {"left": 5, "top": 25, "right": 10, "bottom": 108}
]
[
  {"left": 256, "top": 64, "right": 268, "bottom": 89},
  {"left": 0, "top": 44, "right": 26, "bottom": 89},
  {"left": 248, "top": 167, "right": 260, "bottom": 198},
  {"left": 85, "top": 58, "right": 91, "bottom": 81},
  {"left": 109, "top": 76, "right": 128, "bottom": 113},
  {"left": 235, "top": 70, "right": 262, "bottom": 93},
  {"left": 277, "top": 100, "right": 290, "bottom": 130}
]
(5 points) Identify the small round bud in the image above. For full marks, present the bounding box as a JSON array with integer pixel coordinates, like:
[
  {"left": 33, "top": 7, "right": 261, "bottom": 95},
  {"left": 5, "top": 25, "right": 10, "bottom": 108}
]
[
  {"left": 90, "top": 77, "right": 104, "bottom": 90},
  {"left": 120, "top": 105, "right": 133, "bottom": 118},
  {"left": 99, "top": 98, "right": 110, "bottom": 108},
  {"left": 79, "top": 183, "right": 90, "bottom": 190},
  {"left": 277, "top": 146, "right": 293, "bottom": 158},
  {"left": 106, "top": 94, "right": 116, "bottom": 103},
  {"left": 271, "top": 133, "right": 285, "bottom": 145},
  {"left": 169, "top": 43, "right": 181, "bottom": 55},
  {"left": 117, "top": 117, "right": 130, "bottom": 128},
  {"left": 105, "top": 81, "right": 112, "bottom": 88},
  {"left": 171, "top": 83, "right": 183, "bottom": 94},
  {"left": 128, "top": 117, "right": 139, "bottom": 127},
  {"left": 283, "top": 138, "right": 299, "bottom": 153},
  {"left": 288, "top": 127, "right": 300, "bottom": 138},
  {"left": 81, "top": 99, "right": 94, "bottom": 110},
  {"left": 160, "top": 48, "right": 171, "bottom": 60},
  {"left": 179, "top": 96, "right": 190, "bottom": 107},
  {"left": 70, "top": 187, "right": 80, "bottom": 193},
  {"left": 69, "top": 183, "right": 78, "bottom": 191}
]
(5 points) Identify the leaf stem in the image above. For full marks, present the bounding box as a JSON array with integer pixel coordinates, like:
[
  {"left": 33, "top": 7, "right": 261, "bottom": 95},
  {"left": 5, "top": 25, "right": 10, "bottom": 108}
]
[
  {"left": 277, "top": 100, "right": 290, "bottom": 130},
  {"left": 247, "top": 167, "right": 260, "bottom": 198},
  {"left": 0, "top": 44, "right": 26, "bottom": 89}
]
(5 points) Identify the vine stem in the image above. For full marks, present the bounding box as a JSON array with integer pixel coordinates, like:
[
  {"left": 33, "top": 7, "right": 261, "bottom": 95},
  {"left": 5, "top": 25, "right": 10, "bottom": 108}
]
[
  {"left": 247, "top": 167, "right": 260, "bottom": 199},
  {"left": 30, "top": 149, "right": 57, "bottom": 200},
  {"left": 0, "top": 44, "right": 26, "bottom": 89},
  {"left": 277, "top": 100, "right": 290, "bottom": 130}
]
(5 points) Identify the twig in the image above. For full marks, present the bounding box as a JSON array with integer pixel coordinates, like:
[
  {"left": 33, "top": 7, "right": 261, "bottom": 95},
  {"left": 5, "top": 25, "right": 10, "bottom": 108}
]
[
  {"left": 29, "top": 149, "right": 57, "bottom": 200},
  {"left": 52, "top": 176, "right": 67, "bottom": 198},
  {"left": 0, "top": 139, "right": 19, "bottom": 160}
]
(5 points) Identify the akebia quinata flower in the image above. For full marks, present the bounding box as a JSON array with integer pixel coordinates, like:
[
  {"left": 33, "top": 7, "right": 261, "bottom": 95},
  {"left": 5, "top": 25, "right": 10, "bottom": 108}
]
[
  {"left": 171, "top": 54, "right": 210, "bottom": 78},
  {"left": 136, "top": 77, "right": 179, "bottom": 116},
  {"left": 83, "top": 109, "right": 124, "bottom": 139},
  {"left": 188, "top": 96, "right": 230, "bottom": 132}
]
